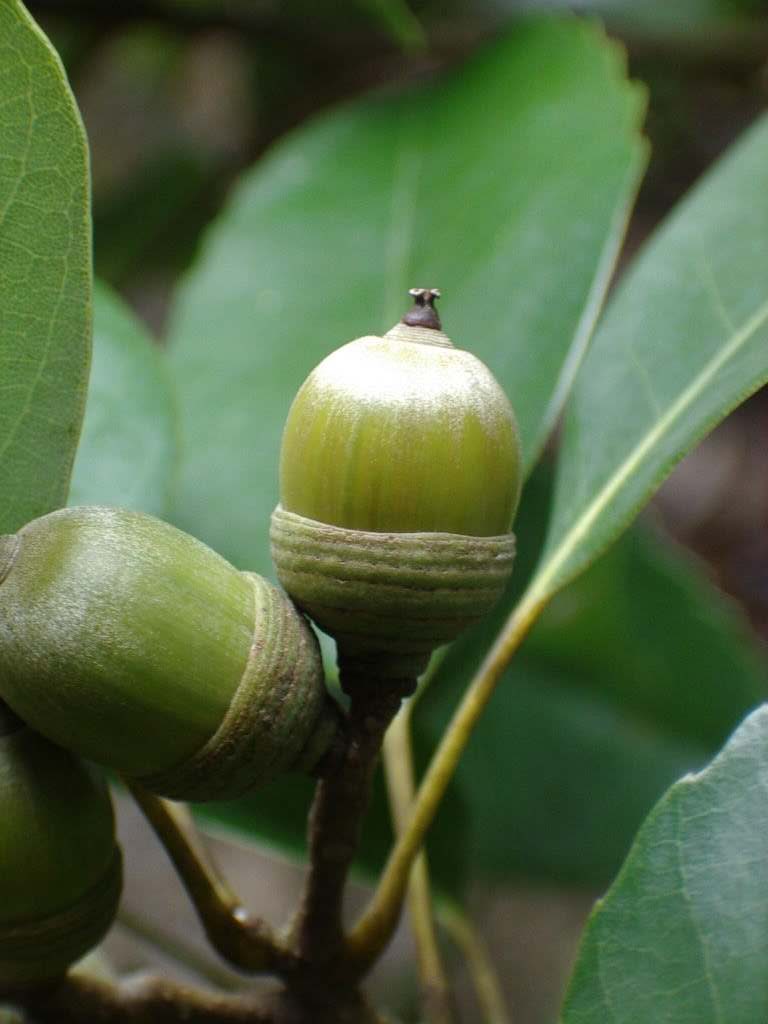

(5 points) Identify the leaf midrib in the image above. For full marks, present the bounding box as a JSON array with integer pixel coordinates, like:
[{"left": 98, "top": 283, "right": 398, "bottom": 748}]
[{"left": 529, "top": 292, "right": 768, "bottom": 604}]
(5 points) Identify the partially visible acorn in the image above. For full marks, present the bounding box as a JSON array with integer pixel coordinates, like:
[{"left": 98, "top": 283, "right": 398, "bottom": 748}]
[
  {"left": 271, "top": 288, "right": 520, "bottom": 688},
  {"left": 0, "top": 507, "right": 336, "bottom": 802},
  {"left": 0, "top": 703, "right": 121, "bottom": 992}
]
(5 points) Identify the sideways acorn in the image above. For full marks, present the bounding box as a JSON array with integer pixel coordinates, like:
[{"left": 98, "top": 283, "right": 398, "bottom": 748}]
[
  {"left": 0, "top": 507, "right": 335, "bottom": 801},
  {"left": 0, "top": 703, "right": 121, "bottom": 992},
  {"left": 271, "top": 288, "right": 521, "bottom": 686}
]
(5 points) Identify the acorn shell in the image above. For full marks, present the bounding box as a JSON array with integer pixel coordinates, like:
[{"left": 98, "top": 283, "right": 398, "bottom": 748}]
[
  {"left": 0, "top": 507, "right": 334, "bottom": 801},
  {"left": 272, "top": 317, "right": 520, "bottom": 681},
  {"left": 279, "top": 322, "right": 522, "bottom": 537},
  {"left": 0, "top": 713, "right": 121, "bottom": 991}
]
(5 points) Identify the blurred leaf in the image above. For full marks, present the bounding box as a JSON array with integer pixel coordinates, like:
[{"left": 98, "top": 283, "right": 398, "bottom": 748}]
[
  {"left": 69, "top": 283, "right": 177, "bottom": 517},
  {"left": 520, "top": 112, "right": 768, "bottom": 618},
  {"left": 526, "top": 526, "right": 767, "bottom": 749},
  {"left": 562, "top": 702, "right": 768, "bottom": 1024},
  {"left": 355, "top": 0, "right": 428, "bottom": 52},
  {"left": 0, "top": 1, "right": 91, "bottom": 534},
  {"left": 415, "top": 458, "right": 767, "bottom": 885},
  {"left": 418, "top": 652, "right": 705, "bottom": 885},
  {"left": 168, "top": 18, "right": 645, "bottom": 574},
  {"left": 94, "top": 152, "right": 211, "bottom": 286},
  {"left": 491, "top": 0, "right": 758, "bottom": 32}
]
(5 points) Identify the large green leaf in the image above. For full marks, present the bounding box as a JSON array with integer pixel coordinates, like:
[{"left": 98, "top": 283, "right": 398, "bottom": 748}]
[
  {"left": 562, "top": 702, "right": 768, "bottom": 1024},
  {"left": 168, "top": 17, "right": 645, "bottom": 574},
  {"left": 523, "top": 112, "right": 768, "bottom": 613},
  {"left": 414, "top": 464, "right": 765, "bottom": 885},
  {"left": 0, "top": 1, "right": 91, "bottom": 533},
  {"left": 69, "top": 283, "right": 177, "bottom": 517}
]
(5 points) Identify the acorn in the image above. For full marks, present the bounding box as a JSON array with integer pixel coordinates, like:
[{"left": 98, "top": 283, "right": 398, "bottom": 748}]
[
  {"left": 0, "top": 507, "right": 336, "bottom": 802},
  {"left": 0, "top": 702, "right": 121, "bottom": 992},
  {"left": 271, "top": 288, "right": 521, "bottom": 688}
]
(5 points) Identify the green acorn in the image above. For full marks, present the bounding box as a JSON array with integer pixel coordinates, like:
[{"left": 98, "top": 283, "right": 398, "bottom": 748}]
[
  {"left": 0, "top": 704, "right": 121, "bottom": 992},
  {"left": 0, "top": 507, "right": 336, "bottom": 801},
  {"left": 271, "top": 288, "right": 520, "bottom": 687}
]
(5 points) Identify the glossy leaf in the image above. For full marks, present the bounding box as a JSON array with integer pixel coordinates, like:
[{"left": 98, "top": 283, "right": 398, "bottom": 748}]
[
  {"left": 69, "top": 283, "right": 177, "bottom": 517},
  {"left": 525, "top": 112, "right": 768, "bottom": 610},
  {"left": 168, "top": 18, "right": 645, "bottom": 574},
  {"left": 0, "top": 1, "right": 91, "bottom": 534},
  {"left": 562, "top": 702, "right": 768, "bottom": 1024}
]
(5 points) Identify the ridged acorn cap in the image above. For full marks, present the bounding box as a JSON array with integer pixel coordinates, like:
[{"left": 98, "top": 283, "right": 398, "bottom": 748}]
[
  {"left": 0, "top": 507, "right": 335, "bottom": 801},
  {"left": 0, "top": 707, "right": 121, "bottom": 991},
  {"left": 271, "top": 289, "right": 520, "bottom": 684}
]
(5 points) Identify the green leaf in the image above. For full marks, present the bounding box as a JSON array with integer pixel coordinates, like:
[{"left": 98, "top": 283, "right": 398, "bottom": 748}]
[
  {"left": 562, "top": 702, "right": 768, "bottom": 1024},
  {"left": 415, "top": 465, "right": 765, "bottom": 885},
  {"left": 417, "top": 654, "right": 704, "bottom": 885},
  {"left": 69, "top": 283, "right": 177, "bottom": 517},
  {"left": 525, "top": 112, "right": 768, "bottom": 611},
  {"left": 526, "top": 526, "right": 767, "bottom": 749},
  {"left": 168, "top": 18, "right": 645, "bottom": 573},
  {"left": 0, "top": 1, "right": 91, "bottom": 534}
]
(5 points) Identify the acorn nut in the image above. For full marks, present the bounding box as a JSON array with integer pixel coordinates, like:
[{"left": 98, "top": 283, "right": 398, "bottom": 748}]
[
  {"left": 0, "top": 703, "right": 121, "bottom": 992},
  {"left": 271, "top": 288, "right": 521, "bottom": 685},
  {"left": 0, "top": 507, "right": 335, "bottom": 802}
]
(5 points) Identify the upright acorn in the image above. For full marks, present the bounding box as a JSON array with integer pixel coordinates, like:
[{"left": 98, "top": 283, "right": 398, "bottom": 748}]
[
  {"left": 0, "top": 703, "right": 121, "bottom": 992},
  {"left": 271, "top": 289, "right": 521, "bottom": 686},
  {"left": 0, "top": 507, "right": 335, "bottom": 801}
]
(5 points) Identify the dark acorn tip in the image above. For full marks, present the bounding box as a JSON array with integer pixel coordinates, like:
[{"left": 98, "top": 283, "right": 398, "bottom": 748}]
[
  {"left": 402, "top": 287, "right": 441, "bottom": 331},
  {"left": 0, "top": 700, "right": 25, "bottom": 737}
]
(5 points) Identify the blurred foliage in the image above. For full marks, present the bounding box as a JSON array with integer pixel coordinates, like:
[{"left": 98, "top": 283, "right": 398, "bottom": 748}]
[{"left": 31, "top": 0, "right": 768, "bottom": 324}]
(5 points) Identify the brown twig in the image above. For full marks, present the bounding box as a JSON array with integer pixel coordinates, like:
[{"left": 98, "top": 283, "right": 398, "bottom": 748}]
[
  {"left": 293, "top": 668, "right": 414, "bottom": 971},
  {"left": 14, "top": 973, "right": 274, "bottom": 1023}
]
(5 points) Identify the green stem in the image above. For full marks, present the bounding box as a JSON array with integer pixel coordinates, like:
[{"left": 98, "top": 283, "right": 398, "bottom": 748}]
[
  {"left": 438, "top": 903, "right": 511, "bottom": 1024},
  {"left": 346, "top": 590, "right": 547, "bottom": 970},
  {"left": 383, "top": 702, "right": 454, "bottom": 1024},
  {"left": 126, "top": 781, "right": 291, "bottom": 974}
]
